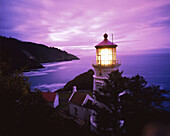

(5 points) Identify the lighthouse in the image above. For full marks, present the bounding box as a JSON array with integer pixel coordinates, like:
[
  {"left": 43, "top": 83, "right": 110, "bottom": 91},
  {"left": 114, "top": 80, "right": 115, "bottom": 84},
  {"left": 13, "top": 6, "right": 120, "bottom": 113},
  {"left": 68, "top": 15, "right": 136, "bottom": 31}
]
[
  {"left": 92, "top": 33, "right": 121, "bottom": 92},
  {"left": 90, "top": 33, "right": 121, "bottom": 131}
]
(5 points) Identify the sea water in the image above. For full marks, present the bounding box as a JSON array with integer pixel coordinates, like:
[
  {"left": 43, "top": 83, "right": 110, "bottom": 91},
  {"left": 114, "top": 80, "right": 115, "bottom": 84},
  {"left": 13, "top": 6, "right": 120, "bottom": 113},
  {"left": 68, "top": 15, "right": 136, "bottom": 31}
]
[
  {"left": 24, "top": 53, "right": 170, "bottom": 91},
  {"left": 24, "top": 53, "right": 170, "bottom": 110}
]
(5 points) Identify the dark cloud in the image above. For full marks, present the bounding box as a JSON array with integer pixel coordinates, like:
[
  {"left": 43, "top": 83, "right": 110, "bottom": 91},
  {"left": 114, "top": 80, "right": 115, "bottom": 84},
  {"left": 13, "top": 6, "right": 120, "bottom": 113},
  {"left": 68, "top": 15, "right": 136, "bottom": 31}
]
[
  {"left": 151, "top": 19, "right": 170, "bottom": 27},
  {"left": 155, "top": 3, "right": 170, "bottom": 17}
]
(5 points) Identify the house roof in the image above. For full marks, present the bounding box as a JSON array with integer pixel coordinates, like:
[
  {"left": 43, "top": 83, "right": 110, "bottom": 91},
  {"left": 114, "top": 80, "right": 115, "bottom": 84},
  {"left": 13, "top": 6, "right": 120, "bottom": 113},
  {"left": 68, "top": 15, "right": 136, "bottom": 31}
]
[
  {"left": 69, "top": 92, "right": 87, "bottom": 106},
  {"left": 42, "top": 92, "right": 57, "bottom": 102}
]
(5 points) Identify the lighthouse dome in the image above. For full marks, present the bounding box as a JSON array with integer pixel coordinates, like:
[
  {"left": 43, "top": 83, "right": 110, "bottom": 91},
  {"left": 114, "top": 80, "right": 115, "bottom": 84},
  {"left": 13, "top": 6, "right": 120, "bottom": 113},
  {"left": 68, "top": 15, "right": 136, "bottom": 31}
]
[{"left": 95, "top": 33, "right": 117, "bottom": 48}]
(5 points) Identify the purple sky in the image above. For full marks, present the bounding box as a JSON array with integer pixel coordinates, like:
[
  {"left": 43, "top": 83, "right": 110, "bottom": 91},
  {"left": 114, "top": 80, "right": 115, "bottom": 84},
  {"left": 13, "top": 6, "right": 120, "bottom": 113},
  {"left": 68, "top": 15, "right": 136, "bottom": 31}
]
[{"left": 0, "top": 0, "right": 170, "bottom": 56}]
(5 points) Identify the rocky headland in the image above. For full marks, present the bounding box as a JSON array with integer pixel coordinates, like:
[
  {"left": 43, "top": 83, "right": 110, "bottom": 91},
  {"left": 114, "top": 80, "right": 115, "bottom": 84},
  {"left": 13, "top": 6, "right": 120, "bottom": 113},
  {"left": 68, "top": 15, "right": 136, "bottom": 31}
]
[{"left": 0, "top": 36, "right": 79, "bottom": 71}]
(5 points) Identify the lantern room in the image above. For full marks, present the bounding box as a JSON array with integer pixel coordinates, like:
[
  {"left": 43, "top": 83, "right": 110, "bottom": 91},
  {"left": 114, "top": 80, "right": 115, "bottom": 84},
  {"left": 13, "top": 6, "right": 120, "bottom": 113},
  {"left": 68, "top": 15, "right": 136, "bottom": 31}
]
[{"left": 94, "top": 33, "right": 119, "bottom": 67}]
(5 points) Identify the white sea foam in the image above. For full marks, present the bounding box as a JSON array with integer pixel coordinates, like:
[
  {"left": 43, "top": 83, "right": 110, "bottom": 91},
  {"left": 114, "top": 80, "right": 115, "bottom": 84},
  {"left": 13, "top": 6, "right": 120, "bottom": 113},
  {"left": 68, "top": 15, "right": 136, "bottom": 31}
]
[
  {"left": 58, "top": 66, "right": 67, "bottom": 70},
  {"left": 33, "top": 83, "right": 66, "bottom": 92},
  {"left": 24, "top": 71, "right": 48, "bottom": 77},
  {"left": 43, "top": 69, "right": 56, "bottom": 73},
  {"left": 24, "top": 68, "right": 57, "bottom": 77},
  {"left": 42, "top": 61, "right": 73, "bottom": 67}
]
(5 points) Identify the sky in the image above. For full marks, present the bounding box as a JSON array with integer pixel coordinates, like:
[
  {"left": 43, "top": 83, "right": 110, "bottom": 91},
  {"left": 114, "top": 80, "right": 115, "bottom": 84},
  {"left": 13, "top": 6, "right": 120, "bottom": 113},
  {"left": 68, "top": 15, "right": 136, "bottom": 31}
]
[{"left": 0, "top": 0, "right": 170, "bottom": 57}]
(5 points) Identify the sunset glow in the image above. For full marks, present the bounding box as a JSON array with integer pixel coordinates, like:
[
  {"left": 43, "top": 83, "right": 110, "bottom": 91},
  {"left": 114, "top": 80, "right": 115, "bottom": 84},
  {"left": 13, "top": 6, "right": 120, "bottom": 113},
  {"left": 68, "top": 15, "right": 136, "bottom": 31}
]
[{"left": 0, "top": 0, "right": 170, "bottom": 56}]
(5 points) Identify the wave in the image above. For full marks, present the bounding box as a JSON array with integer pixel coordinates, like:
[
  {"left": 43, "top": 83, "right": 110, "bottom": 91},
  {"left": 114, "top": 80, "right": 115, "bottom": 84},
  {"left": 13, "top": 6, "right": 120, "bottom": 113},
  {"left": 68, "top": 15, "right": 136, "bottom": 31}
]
[
  {"left": 24, "top": 71, "right": 48, "bottom": 77},
  {"left": 42, "top": 61, "right": 73, "bottom": 67},
  {"left": 24, "top": 68, "right": 57, "bottom": 77},
  {"left": 33, "top": 83, "right": 66, "bottom": 92}
]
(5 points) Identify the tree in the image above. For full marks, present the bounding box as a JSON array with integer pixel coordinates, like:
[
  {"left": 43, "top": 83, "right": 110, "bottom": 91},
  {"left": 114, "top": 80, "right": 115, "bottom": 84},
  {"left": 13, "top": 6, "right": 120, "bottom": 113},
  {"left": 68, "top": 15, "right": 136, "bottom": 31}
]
[
  {"left": 93, "top": 70, "right": 168, "bottom": 136},
  {"left": 121, "top": 74, "right": 168, "bottom": 136},
  {"left": 0, "top": 63, "right": 95, "bottom": 136},
  {"left": 93, "top": 70, "right": 128, "bottom": 136},
  {"left": 0, "top": 63, "right": 51, "bottom": 136},
  {"left": 128, "top": 75, "right": 166, "bottom": 109}
]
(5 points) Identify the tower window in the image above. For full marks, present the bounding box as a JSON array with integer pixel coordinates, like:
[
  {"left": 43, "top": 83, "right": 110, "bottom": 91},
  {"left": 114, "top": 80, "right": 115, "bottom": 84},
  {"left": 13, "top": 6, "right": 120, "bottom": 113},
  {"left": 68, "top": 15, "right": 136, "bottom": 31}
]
[{"left": 99, "top": 69, "right": 102, "bottom": 76}]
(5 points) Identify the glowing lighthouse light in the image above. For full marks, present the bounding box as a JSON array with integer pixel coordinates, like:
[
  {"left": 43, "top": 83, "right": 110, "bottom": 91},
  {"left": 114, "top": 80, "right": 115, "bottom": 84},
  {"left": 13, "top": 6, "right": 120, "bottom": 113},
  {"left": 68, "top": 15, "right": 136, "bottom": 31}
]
[
  {"left": 95, "top": 33, "right": 117, "bottom": 66},
  {"left": 101, "top": 48, "right": 110, "bottom": 65},
  {"left": 98, "top": 48, "right": 114, "bottom": 65}
]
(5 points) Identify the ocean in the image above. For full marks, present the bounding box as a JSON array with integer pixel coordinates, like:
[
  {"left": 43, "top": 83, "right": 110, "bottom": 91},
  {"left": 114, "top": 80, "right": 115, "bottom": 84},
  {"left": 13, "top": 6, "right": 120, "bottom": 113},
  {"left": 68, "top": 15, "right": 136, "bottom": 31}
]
[
  {"left": 24, "top": 53, "right": 170, "bottom": 110},
  {"left": 24, "top": 53, "right": 170, "bottom": 91}
]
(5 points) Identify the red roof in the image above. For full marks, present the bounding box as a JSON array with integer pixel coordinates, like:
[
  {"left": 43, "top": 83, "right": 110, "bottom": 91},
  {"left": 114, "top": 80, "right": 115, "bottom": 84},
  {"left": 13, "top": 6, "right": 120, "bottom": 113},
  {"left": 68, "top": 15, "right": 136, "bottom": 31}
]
[
  {"left": 69, "top": 92, "right": 87, "bottom": 106},
  {"left": 42, "top": 92, "right": 57, "bottom": 102},
  {"left": 95, "top": 33, "right": 117, "bottom": 48}
]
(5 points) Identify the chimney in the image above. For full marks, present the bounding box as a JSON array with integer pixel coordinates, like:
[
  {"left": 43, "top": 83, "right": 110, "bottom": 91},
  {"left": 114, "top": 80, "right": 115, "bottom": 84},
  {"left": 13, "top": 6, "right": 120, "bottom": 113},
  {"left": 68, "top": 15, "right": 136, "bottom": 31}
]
[{"left": 73, "top": 86, "right": 77, "bottom": 92}]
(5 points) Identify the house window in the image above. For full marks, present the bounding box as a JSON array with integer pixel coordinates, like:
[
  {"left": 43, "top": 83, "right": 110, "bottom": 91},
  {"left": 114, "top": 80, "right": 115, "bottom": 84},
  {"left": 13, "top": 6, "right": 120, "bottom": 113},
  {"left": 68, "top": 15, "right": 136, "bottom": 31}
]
[
  {"left": 74, "top": 107, "right": 78, "bottom": 116},
  {"left": 95, "top": 82, "right": 102, "bottom": 91}
]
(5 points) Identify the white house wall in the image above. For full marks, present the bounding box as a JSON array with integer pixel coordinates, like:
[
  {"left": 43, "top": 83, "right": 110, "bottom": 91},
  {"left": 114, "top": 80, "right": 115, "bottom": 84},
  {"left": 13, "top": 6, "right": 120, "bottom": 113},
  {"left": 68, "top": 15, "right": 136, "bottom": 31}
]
[
  {"left": 54, "top": 94, "right": 59, "bottom": 108},
  {"left": 69, "top": 103, "right": 91, "bottom": 122}
]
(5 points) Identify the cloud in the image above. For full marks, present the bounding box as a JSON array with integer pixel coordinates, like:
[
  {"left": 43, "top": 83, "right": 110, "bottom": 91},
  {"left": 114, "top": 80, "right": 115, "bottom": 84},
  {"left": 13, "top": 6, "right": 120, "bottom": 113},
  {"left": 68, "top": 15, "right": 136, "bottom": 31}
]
[
  {"left": 154, "top": 3, "right": 170, "bottom": 17},
  {"left": 151, "top": 19, "right": 170, "bottom": 29},
  {"left": 0, "top": 0, "right": 170, "bottom": 56}
]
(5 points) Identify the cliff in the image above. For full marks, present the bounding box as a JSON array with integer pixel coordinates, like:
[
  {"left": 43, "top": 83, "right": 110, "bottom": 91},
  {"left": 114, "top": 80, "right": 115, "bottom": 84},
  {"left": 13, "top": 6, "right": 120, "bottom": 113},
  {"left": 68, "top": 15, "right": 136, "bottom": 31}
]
[
  {"left": 0, "top": 36, "right": 79, "bottom": 71},
  {"left": 61, "top": 69, "right": 94, "bottom": 91}
]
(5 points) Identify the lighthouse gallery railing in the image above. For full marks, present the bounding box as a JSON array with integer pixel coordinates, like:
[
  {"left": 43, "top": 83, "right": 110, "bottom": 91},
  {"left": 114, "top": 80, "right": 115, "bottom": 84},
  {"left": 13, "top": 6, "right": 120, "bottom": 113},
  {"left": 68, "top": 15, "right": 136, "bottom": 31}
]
[{"left": 92, "top": 59, "right": 121, "bottom": 67}]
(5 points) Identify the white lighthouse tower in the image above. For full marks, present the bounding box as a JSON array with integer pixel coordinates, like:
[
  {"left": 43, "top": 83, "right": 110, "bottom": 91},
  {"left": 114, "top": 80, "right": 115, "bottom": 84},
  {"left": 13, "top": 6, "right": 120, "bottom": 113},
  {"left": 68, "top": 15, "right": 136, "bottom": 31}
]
[
  {"left": 92, "top": 33, "right": 121, "bottom": 91},
  {"left": 90, "top": 33, "right": 121, "bottom": 131}
]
